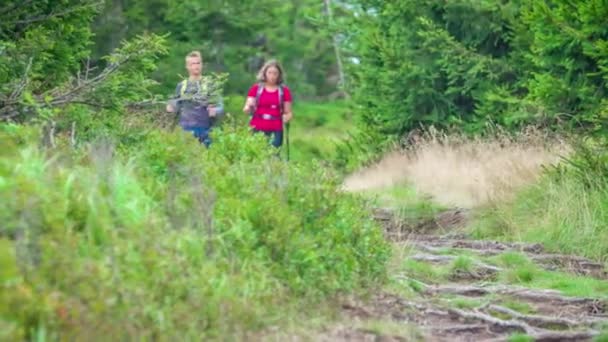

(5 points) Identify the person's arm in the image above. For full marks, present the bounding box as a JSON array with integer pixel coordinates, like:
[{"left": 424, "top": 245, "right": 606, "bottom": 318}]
[
  {"left": 282, "top": 86, "right": 293, "bottom": 123},
  {"left": 283, "top": 101, "right": 293, "bottom": 123},
  {"left": 166, "top": 102, "right": 176, "bottom": 113},
  {"left": 208, "top": 96, "right": 224, "bottom": 118},
  {"left": 207, "top": 76, "right": 225, "bottom": 118},
  {"left": 167, "top": 83, "right": 182, "bottom": 113},
  {"left": 214, "top": 97, "right": 225, "bottom": 116},
  {"left": 243, "top": 84, "right": 258, "bottom": 114},
  {"left": 243, "top": 97, "right": 256, "bottom": 114}
]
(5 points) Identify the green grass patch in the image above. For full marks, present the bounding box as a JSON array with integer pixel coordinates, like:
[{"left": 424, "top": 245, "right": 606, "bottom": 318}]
[
  {"left": 293, "top": 100, "right": 353, "bottom": 131},
  {"left": 442, "top": 295, "right": 487, "bottom": 310},
  {"left": 523, "top": 270, "right": 608, "bottom": 298},
  {"left": 400, "top": 260, "right": 447, "bottom": 284},
  {"left": 385, "top": 246, "right": 422, "bottom": 297},
  {"left": 363, "top": 182, "right": 446, "bottom": 222},
  {"left": 490, "top": 252, "right": 535, "bottom": 269},
  {"left": 289, "top": 100, "right": 355, "bottom": 163},
  {"left": 508, "top": 333, "right": 534, "bottom": 342},
  {"left": 450, "top": 256, "right": 475, "bottom": 274},
  {"left": 469, "top": 166, "right": 608, "bottom": 263},
  {"left": 594, "top": 332, "right": 608, "bottom": 342},
  {"left": 487, "top": 253, "right": 608, "bottom": 298},
  {"left": 502, "top": 265, "right": 538, "bottom": 284},
  {"left": 500, "top": 299, "right": 535, "bottom": 315}
]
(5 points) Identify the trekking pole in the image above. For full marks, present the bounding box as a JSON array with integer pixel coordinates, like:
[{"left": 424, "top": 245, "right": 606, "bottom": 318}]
[{"left": 285, "top": 122, "right": 290, "bottom": 162}]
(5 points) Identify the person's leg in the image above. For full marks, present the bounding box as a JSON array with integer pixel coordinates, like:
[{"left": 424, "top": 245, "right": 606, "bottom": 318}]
[
  {"left": 253, "top": 128, "right": 272, "bottom": 141},
  {"left": 270, "top": 130, "right": 283, "bottom": 148},
  {"left": 253, "top": 129, "right": 283, "bottom": 148},
  {"left": 182, "top": 127, "right": 199, "bottom": 139},
  {"left": 182, "top": 127, "right": 210, "bottom": 147},
  {"left": 199, "top": 127, "right": 212, "bottom": 147}
]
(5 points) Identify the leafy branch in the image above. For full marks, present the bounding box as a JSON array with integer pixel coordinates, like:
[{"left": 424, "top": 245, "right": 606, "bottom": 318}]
[{"left": 0, "top": 33, "right": 168, "bottom": 121}]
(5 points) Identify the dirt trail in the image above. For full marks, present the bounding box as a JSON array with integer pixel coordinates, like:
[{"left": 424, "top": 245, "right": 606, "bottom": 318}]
[
  {"left": 319, "top": 136, "right": 605, "bottom": 341},
  {"left": 317, "top": 209, "right": 608, "bottom": 342}
]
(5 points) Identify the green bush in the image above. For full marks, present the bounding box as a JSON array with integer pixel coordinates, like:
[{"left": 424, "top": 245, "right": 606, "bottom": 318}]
[{"left": 0, "top": 124, "right": 389, "bottom": 340}]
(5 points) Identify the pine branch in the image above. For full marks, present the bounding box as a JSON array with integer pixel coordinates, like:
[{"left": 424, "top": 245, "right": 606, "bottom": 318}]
[{"left": 13, "top": 2, "right": 101, "bottom": 25}]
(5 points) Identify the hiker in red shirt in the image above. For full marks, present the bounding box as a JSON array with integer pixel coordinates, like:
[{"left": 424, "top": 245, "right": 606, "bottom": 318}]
[{"left": 242, "top": 60, "right": 293, "bottom": 147}]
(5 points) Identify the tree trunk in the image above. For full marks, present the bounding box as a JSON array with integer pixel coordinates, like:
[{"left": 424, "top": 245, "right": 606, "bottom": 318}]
[{"left": 323, "top": 0, "right": 349, "bottom": 99}]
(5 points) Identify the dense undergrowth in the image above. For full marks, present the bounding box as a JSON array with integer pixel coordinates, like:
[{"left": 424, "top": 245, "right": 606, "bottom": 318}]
[{"left": 0, "top": 122, "right": 389, "bottom": 340}]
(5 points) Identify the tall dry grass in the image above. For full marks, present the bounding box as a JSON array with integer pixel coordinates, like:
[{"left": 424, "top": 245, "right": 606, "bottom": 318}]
[{"left": 343, "top": 130, "right": 568, "bottom": 208}]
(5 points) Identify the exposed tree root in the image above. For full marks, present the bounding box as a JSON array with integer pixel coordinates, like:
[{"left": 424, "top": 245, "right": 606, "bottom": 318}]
[
  {"left": 485, "top": 304, "right": 604, "bottom": 329},
  {"left": 426, "top": 285, "right": 604, "bottom": 307}
]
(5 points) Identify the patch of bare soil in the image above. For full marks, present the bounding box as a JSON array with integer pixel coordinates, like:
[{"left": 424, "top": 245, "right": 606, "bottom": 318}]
[{"left": 373, "top": 207, "right": 471, "bottom": 239}]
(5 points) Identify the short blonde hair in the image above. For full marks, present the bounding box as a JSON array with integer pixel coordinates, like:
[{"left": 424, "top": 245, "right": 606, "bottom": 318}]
[
  {"left": 185, "top": 51, "right": 202, "bottom": 63},
  {"left": 256, "top": 59, "right": 285, "bottom": 84}
]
